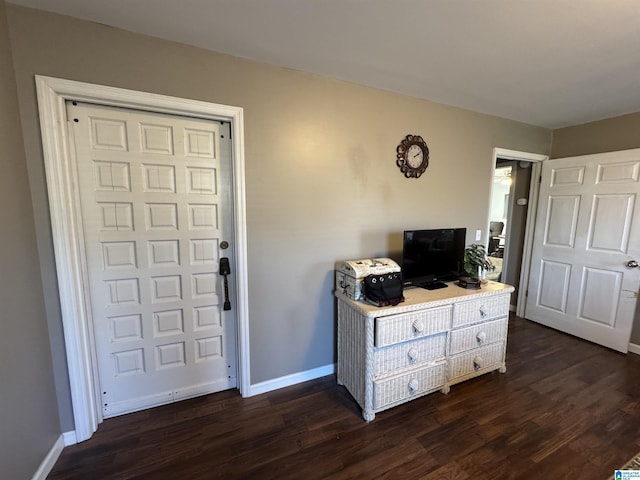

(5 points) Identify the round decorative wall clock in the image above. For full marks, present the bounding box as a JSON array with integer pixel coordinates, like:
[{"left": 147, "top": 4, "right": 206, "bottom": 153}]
[{"left": 396, "top": 134, "right": 429, "bottom": 178}]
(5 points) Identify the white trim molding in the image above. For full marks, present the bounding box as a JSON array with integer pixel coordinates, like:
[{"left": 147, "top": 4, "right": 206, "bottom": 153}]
[
  {"left": 493, "top": 148, "right": 548, "bottom": 164},
  {"left": 629, "top": 343, "right": 640, "bottom": 356},
  {"left": 248, "top": 364, "right": 336, "bottom": 397},
  {"left": 31, "top": 435, "right": 64, "bottom": 480},
  {"left": 35, "top": 75, "right": 250, "bottom": 442},
  {"left": 62, "top": 431, "right": 77, "bottom": 446}
]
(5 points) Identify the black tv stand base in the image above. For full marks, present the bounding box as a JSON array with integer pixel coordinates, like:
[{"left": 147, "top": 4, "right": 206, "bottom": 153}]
[{"left": 420, "top": 281, "right": 448, "bottom": 290}]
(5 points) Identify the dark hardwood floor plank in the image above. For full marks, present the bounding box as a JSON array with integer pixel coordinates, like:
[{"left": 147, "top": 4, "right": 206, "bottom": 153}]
[{"left": 48, "top": 315, "right": 640, "bottom": 480}]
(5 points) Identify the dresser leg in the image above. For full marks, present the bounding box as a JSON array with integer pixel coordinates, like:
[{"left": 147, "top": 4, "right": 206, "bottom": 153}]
[
  {"left": 499, "top": 364, "right": 507, "bottom": 373},
  {"left": 441, "top": 385, "right": 450, "bottom": 394},
  {"left": 362, "top": 410, "right": 375, "bottom": 422}
]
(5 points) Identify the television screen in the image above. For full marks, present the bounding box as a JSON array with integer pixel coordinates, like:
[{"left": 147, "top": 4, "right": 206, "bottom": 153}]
[{"left": 402, "top": 228, "right": 466, "bottom": 288}]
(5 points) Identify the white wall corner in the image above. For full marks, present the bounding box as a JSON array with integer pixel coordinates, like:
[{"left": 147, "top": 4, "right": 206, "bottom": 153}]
[
  {"left": 31, "top": 435, "right": 64, "bottom": 480},
  {"left": 247, "top": 363, "right": 336, "bottom": 397}
]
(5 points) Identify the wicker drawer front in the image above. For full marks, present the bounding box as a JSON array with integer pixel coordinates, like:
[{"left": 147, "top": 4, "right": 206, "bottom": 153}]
[
  {"left": 373, "top": 363, "right": 446, "bottom": 409},
  {"left": 448, "top": 342, "right": 505, "bottom": 380},
  {"left": 375, "top": 305, "right": 451, "bottom": 347},
  {"left": 449, "top": 318, "right": 507, "bottom": 355},
  {"left": 374, "top": 333, "right": 446, "bottom": 376},
  {"left": 452, "top": 295, "right": 509, "bottom": 328}
]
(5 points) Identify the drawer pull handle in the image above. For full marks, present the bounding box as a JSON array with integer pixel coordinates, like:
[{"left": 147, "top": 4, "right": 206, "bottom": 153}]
[
  {"left": 412, "top": 319, "right": 425, "bottom": 334},
  {"left": 408, "top": 379, "right": 419, "bottom": 394},
  {"left": 473, "top": 356, "right": 483, "bottom": 370},
  {"left": 476, "top": 331, "right": 487, "bottom": 344},
  {"left": 407, "top": 348, "right": 419, "bottom": 363},
  {"left": 479, "top": 306, "right": 487, "bottom": 318}
]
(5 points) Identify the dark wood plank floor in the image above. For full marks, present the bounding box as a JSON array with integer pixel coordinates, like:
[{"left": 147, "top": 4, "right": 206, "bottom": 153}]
[{"left": 49, "top": 315, "right": 640, "bottom": 479}]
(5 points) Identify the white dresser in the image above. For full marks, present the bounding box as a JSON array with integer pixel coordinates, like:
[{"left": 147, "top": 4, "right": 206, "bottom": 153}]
[{"left": 336, "top": 281, "right": 513, "bottom": 421}]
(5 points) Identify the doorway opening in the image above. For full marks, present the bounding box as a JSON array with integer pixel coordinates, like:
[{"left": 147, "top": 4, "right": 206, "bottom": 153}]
[
  {"left": 489, "top": 148, "right": 548, "bottom": 313},
  {"left": 488, "top": 160, "right": 532, "bottom": 287},
  {"left": 487, "top": 163, "right": 511, "bottom": 273}
]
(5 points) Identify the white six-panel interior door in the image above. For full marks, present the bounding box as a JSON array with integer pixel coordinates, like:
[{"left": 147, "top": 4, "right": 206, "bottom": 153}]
[
  {"left": 69, "top": 101, "right": 237, "bottom": 417},
  {"left": 525, "top": 149, "right": 640, "bottom": 352}
]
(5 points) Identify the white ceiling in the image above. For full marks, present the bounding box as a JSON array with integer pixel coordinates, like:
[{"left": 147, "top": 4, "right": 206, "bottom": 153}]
[{"left": 8, "top": 0, "right": 640, "bottom": 128}]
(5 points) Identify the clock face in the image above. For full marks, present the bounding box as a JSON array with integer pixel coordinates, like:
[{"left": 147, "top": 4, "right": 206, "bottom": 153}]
[{"left": 406, "top": 144, "right": 424, "bottom": 169}]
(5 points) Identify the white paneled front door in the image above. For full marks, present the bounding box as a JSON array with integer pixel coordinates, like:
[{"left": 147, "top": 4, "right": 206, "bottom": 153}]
[
  {"left": 68, "top": 101, "right": 237, "bottom": 417},
  {"left": 525, "top": 150, "right": 640, "bottom": 352}
]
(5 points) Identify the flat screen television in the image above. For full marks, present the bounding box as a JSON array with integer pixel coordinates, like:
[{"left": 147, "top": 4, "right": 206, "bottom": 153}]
[{"left": 402, "top": 227, "right": 466, "bottom": 289}]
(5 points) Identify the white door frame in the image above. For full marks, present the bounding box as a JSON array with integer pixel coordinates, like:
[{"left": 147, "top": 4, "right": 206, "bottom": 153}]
[
  {"left": 35, "top": 75, "right": 250, "bottom": 443},
  {"left": 491, "top": 148, "right": 548, "bottom": 315}
]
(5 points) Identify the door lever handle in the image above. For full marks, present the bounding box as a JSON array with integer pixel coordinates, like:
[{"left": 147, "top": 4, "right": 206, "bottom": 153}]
[
  {"left": 219, "top": 257, "right": 231, "bottom": 310},
  {"left": 626, "top": 260, "right": 639, "bottom": 268}
]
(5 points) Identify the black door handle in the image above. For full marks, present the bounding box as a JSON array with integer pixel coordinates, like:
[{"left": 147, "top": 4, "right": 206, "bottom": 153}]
[{"left": 219, "top": 257, "right": 231, "bottom": 311}]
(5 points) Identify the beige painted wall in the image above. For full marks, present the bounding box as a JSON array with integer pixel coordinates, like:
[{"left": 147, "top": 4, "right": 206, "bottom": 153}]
[
  {"left": 552, "top": 114, "right": 640, "bottom": 345},
  {"left": 551, "top": 112, "right": 640, "bottom": 158},
  {"left": 6, "top": 5, "right": 551, "bottom": 432},
  {"left": 0, "top": 1, "right": 61, "bottom": 478}
]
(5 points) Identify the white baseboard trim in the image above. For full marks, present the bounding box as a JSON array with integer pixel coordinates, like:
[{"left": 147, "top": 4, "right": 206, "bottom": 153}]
[
  {"left": 32, "top": 434, "right": 64, "bottom": 480},
  {"left": 62, "top": 430, "right": 77, "bottom": 446},
  {"left": 628, "top": 343, "right": 640, "bottom": 356},
  {"left": 247, "top": 363, "right": 335, "bottom": 397}
]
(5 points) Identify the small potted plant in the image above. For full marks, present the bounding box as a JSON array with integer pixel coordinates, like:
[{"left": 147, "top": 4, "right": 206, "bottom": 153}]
[{"left": 459, "top": 244, "right": 494, "bottom": 289}]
